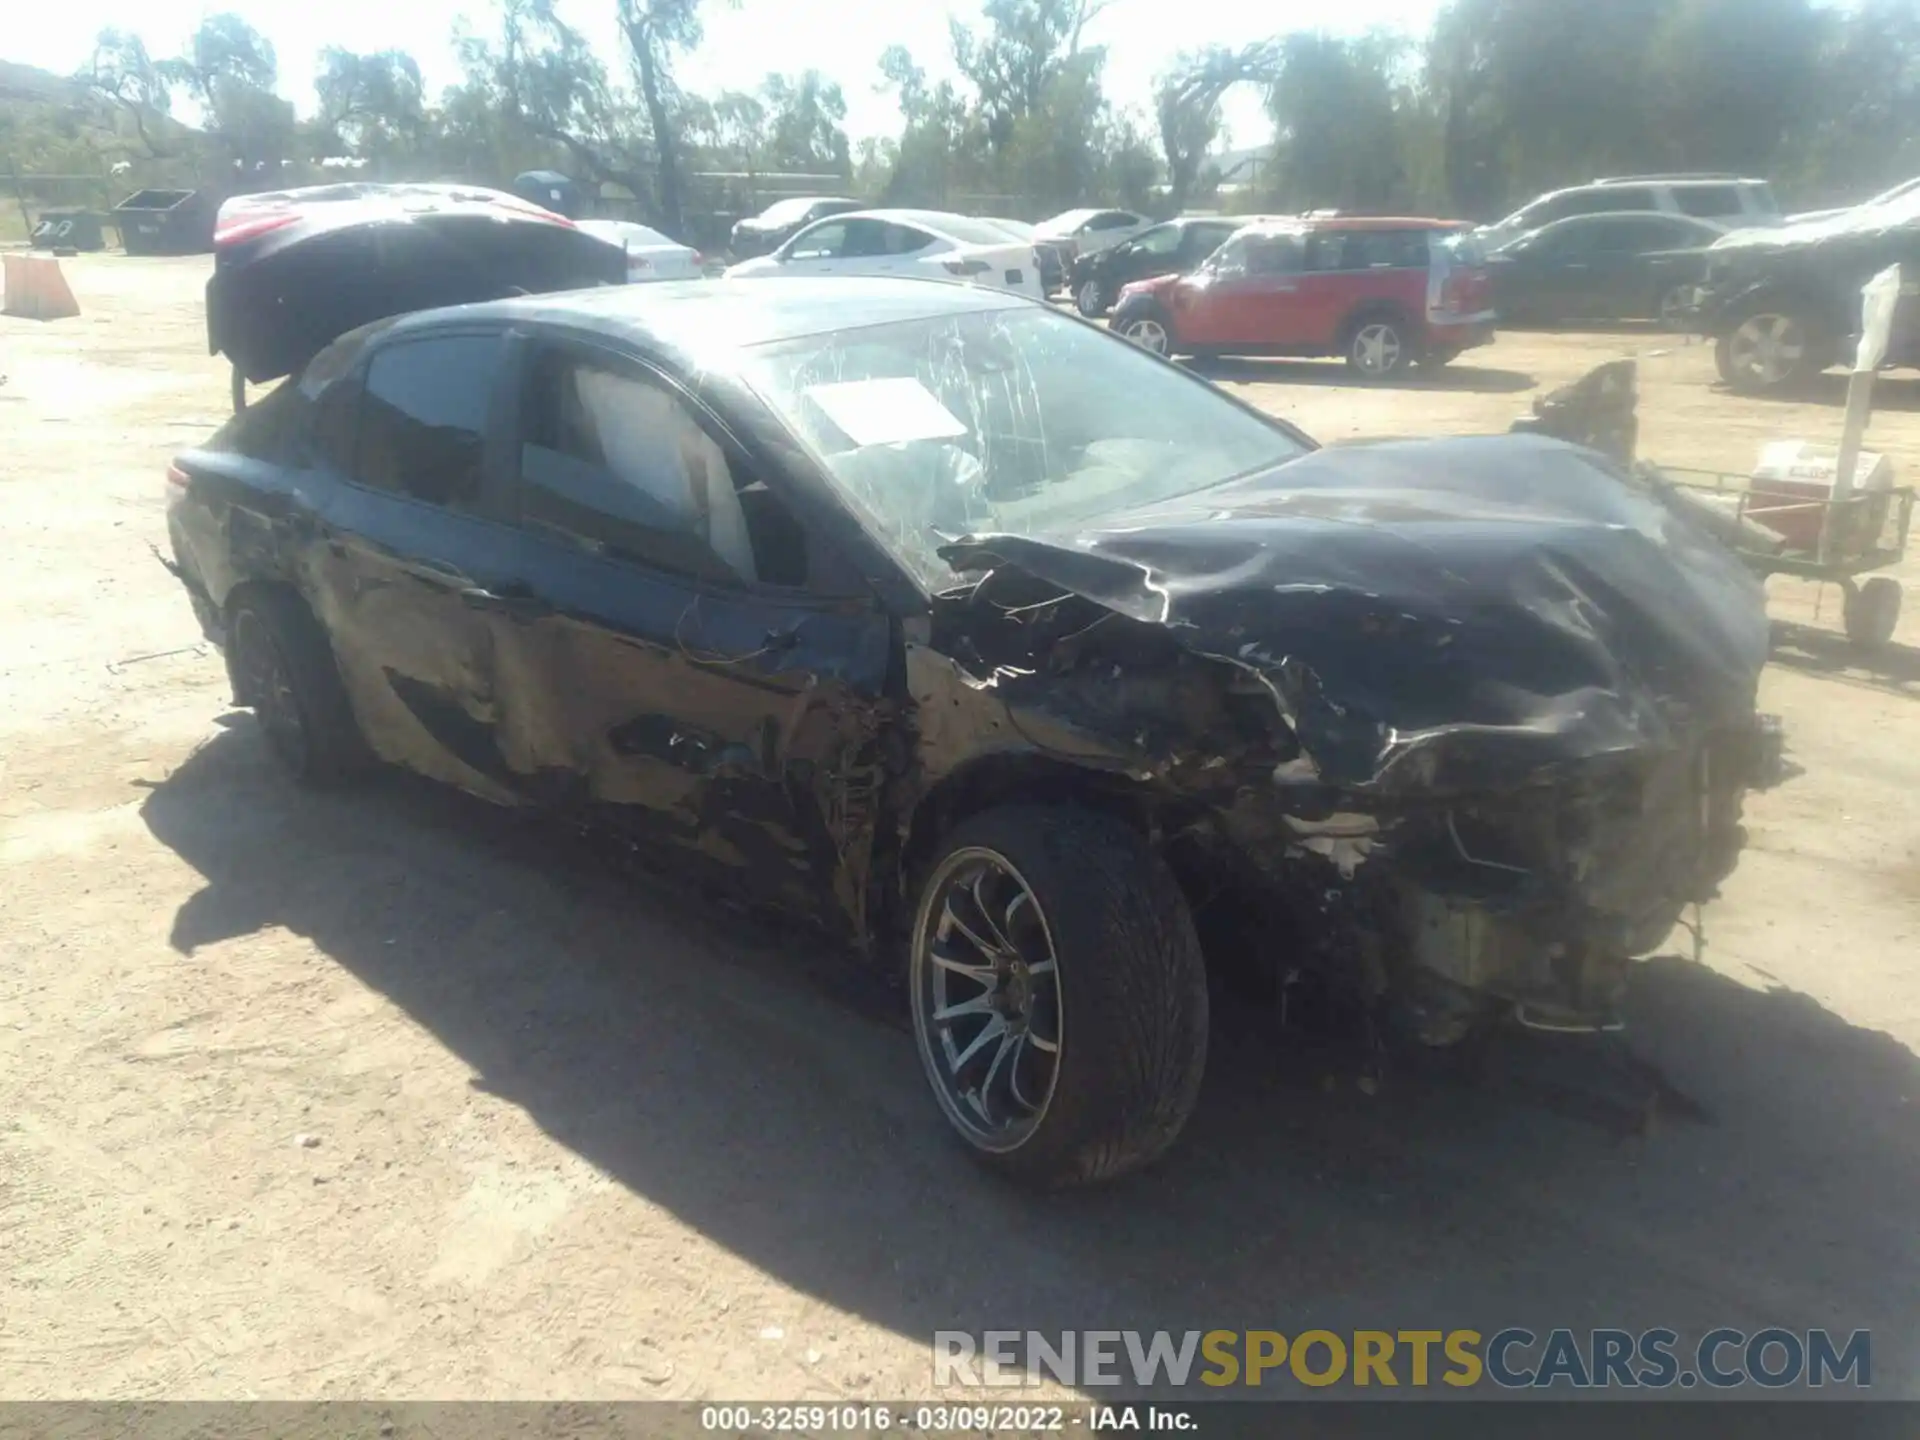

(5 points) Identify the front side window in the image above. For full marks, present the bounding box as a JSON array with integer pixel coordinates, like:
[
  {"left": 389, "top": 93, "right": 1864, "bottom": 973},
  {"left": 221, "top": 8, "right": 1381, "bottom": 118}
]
[
  {"left": 355, "top": 333, "right": 504, "bottom": 510},
  {"left": 1244, "top": 234, "right": 1305, "bottom": 275},
  {"left": 739, "top": 305, "right": 1310, "bottom": 592},
  {"left": 786, "top": 222, "right": 850, "bottom": 261},
  {"left": 519, "top": 351, "right": 771, "bottom": 584},
  {"left": 1133, "top": 225, "right": 1183, "bottom": 256}
]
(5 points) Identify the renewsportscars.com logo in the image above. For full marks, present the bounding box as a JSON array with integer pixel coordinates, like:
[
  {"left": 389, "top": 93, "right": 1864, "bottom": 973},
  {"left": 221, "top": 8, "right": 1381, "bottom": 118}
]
[{"left": 933, "top": 1328, "right": 1872, "bottom": 1391}]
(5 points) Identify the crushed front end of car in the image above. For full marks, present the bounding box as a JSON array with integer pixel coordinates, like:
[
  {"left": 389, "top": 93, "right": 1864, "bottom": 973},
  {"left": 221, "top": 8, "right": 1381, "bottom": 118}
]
[{"left": 915, "top": 434, "right": 1783, "bottom": 1045}]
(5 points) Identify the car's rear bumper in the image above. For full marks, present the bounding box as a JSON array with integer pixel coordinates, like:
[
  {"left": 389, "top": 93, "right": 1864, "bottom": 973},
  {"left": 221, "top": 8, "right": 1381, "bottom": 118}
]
[{"left": 1428, "top": 316, "right": 1497, "bottom": 351}]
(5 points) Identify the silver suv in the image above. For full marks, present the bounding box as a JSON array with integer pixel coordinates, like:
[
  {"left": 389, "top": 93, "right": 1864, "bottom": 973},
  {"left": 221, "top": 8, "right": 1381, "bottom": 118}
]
[{"left": 1479, "top": 175, "right": 1780, "bottom": 250}]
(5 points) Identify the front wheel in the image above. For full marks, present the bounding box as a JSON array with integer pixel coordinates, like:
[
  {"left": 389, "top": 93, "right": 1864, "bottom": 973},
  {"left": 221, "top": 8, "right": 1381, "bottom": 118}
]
[
  {"left": 908, "top": 806, "right": 1210, "bottom": 1187},
  {"left": 1074, "top": 278, "right": 1107, "bottom": 318},
  {"left": 1114, "top": 303, "right": 1175, "bottom": 356},
  {"left": 1345, "top": 315, "right": 1414, "bottom": 380}
]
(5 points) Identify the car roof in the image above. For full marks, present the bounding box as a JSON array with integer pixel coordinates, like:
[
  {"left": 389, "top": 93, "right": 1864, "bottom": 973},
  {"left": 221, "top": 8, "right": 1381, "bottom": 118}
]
[
  {"left": 1538, "top": 209, "right": 1726, "bottom": 227},
  {"left": 1231, "top": 215, "right": 1466, "bottom": 238},
  {"left": 1035, "top": 208, "right": 1104, "bottom": 231},
  {"left": 382, "top": 275, "right": 1030, "bottom": 358}
]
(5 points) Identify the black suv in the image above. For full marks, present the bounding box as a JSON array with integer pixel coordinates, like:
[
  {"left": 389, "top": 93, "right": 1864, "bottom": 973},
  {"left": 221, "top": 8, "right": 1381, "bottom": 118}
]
[
  {"left": 1069, "top": 217, "right": 1241, "bottom": 318},
  {"left": 1694, "top": 200, "right": 1920, "bottom": 393}
]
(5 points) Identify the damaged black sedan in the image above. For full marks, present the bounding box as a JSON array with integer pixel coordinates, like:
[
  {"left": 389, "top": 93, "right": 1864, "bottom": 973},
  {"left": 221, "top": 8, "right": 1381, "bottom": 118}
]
[{"left": 164, "top": 277, "right": 1777, "bottom": 1187}]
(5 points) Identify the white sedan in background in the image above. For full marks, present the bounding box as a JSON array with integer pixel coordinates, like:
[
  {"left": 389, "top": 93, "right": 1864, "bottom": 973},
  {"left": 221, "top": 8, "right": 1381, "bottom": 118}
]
[
  {"left": 724, "top": 209, "right": 1045, "bottom": 299},
  {"left": 575, "top": 219, "right": 706, "bottom": 282},
  {"left": 1032, "top": 207, "right": 1150, "bottom": 260}
]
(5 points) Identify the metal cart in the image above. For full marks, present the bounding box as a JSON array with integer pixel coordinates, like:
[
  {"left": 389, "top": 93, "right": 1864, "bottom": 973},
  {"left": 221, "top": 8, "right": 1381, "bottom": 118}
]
[{"left": 1655, "top": 466, "right": 1915, "bottom": 649}]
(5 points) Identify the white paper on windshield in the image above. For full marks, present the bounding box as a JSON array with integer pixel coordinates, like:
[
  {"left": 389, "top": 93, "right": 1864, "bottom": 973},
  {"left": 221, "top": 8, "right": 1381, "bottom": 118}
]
[{"left": 803, "top": 378, "right": 970, "bottom": 447}]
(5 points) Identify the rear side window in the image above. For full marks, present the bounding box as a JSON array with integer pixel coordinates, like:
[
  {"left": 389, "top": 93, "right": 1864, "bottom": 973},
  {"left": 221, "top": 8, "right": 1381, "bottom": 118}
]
[
  {"left": 211, "top": 381, "right": 311, "bottom": 461},
  {"left": 355, "top": 334, "right": 505, "bottom": 511},
  {"left": 1673, "top": 185, "right": 1743, "bottom": 218},
  {"left": 1309, "top": 230, "right": 1430, "bottom": 270},
  {"left": 1087, "top": 211, "right": 1138, "bottom": 232}
]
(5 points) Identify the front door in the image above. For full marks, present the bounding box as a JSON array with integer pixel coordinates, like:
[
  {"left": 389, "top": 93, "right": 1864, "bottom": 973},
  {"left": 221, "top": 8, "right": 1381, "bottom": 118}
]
[
  {"left": 490, "top": 335, "right": 896, "bottom": 931},
  {"left": 303, "top": 326, "right": 525, "bottom": 801},
  {"left": 1174, "top": 232, "right": 1308, "bottom": 349}
]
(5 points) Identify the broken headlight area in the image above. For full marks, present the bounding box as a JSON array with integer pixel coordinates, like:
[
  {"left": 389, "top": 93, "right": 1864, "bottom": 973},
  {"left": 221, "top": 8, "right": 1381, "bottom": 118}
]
[{"left": 922, "top": 434, "right": 1784, "bottom": 1042}]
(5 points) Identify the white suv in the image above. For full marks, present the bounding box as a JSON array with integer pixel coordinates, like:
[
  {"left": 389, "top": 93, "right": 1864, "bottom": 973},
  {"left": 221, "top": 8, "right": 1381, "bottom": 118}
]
[{"left": 1479, "top": 175, "right": 1780, "bottom": 250}]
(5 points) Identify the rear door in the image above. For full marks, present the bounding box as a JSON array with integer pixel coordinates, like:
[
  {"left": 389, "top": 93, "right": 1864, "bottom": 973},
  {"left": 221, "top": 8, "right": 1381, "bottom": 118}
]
[
  {"left": 490, "top": 333, "right": 896, "bottom": 928},
  {"left": 1575, "top": 216, "right": 1712, "bottom": 316},
  {"left": 1298, "top": 228, "right": 1432, "bottom": 347},
  {"left": 301, "top": 327, "right": 525, "bottom": 799}
]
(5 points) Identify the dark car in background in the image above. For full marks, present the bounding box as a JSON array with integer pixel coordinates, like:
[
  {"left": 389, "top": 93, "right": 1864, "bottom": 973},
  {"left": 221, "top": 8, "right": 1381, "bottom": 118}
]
[
  {"left": 729, "top": 195, "right": 862, "bottom": 260},
  {"left": 162, "top": 275, "right": 1778, "bottom": 1188},
  {"left": 1487, "top": 211, "right": 1727, "bottom": 326},
  {"left": 1069, "top": 216, "right": 1243, "bottom": 318},
  {"left": 1695, "top": 192, "right": 1920, "bottom": 393}
]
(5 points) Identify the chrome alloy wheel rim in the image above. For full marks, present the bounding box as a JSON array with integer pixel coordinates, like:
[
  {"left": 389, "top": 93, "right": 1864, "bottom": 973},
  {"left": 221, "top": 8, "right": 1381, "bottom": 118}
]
[
  {"left": 1353, "top": 322, "right": 1403, "bottom": 375},
  {"left": 1123, "top": 318, "right": 1169, "bottom": 354},
  {"left": 1728, "top": 313, "right": 1807, "bottom": 387},
  {"left": 910, "top": 847, "right": 1063, "bottom": 1152}
]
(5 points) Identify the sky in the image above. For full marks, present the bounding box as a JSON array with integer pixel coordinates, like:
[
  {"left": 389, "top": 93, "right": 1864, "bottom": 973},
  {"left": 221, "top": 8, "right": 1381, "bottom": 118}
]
[{"left": 17, "top": 0, "right": 1447, "bottom": 152}]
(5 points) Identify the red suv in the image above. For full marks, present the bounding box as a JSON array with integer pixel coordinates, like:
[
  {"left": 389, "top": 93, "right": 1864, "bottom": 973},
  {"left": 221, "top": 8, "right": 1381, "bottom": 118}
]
[{"left": 1108, "top": 216, "right": 1497, "bottom": 379}]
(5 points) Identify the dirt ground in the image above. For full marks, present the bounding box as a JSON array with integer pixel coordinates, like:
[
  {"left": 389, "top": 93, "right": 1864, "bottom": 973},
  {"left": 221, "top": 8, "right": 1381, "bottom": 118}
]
[{"left": 3, "top": 255, "right": 1918, "bottom": 1402}]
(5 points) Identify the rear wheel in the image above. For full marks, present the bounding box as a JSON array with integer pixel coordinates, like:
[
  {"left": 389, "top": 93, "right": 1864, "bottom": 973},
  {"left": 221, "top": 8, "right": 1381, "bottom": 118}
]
[
  {"left": 1115, "top": 303, "right": 1175, "bottom": 357},
  {"left": 908, "top": 805, "right": 1209, "bottom": 1188},
  {"left": 1656, "top": 282, "right": 1695, "bottom": 330},
  {"left": 227, "top": 589, "right": 366, "bottom": 786},
  {"left": 1074, "top": 278, "right": 1107, "bottom": 318},
  {"left": 1843, "top": 577, "right": 1902, "bottom": 650},
  {"left": 1716, "top": 308, "right": 1827, "bottom": 393},
  {"left": 1345, "top": 314, "right": 1414, "bottom": 380}
]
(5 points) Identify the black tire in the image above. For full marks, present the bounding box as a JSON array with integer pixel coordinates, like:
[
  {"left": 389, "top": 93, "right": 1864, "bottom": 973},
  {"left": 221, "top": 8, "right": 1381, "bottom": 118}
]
[
  {"left": 1342, "top": 310, "right": 1415, "bottom": 380},
  {"left": 1112, "top": 300, "right": 1177, "bottom": 357},
  {"left": 908, "top": 805, "right": 1210, "bottom": 1188},
  {"left": 1843, "top": 576, "right": 1902, "bottom": 650},
  {"left": 230, "top": 364, "right": 247, "bottom": 413},
  {"left": 1073, "top": 277, "right": 1107, "bottom": 318},
  {"left": 227, "top": 588, "right": 366, "bottom": 785}
]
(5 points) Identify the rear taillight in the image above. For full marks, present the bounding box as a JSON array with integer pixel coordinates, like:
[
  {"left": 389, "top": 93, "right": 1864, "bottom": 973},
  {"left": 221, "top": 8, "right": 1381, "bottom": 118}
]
[
  {"left": 166, "top": 461, "right": 190, "bottom": 501},
  {"left": 691, "top": 251, "right": 706, "bottom": 267},
  {"left": 943, "top": 258, "right": 992, "bottom": 277},
  {"left": 213, "top": 211, "right": 298, "bottom": 247}
]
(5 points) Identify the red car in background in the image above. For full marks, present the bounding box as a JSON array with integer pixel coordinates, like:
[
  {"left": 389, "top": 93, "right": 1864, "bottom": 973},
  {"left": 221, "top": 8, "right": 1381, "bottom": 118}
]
[{"left": 1109, "top": 216, "right": 1498, "bottom": 379}]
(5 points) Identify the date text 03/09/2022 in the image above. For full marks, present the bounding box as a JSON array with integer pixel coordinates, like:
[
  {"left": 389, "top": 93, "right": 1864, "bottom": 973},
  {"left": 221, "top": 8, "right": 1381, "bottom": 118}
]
[{"left": 698, "top": 1404, "right": 1183, "bottom": 1433}]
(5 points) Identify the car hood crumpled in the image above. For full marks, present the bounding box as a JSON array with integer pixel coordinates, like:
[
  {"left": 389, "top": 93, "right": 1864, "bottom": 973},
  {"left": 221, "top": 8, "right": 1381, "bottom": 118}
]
[{"left": 938, "top": 435, "right": 1771, "bottom": 795}]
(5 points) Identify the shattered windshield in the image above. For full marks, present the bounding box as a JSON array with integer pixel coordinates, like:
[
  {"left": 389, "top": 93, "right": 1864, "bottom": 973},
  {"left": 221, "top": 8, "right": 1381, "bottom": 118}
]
[{"left": 739, "top": 305, "right": 1311, "bottom": 591}]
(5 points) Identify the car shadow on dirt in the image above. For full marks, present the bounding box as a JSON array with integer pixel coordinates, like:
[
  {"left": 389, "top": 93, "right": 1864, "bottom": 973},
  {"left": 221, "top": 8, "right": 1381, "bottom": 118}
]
[
  {"left": 1770, "top": 620, "right": 1920, "bottom": 698},
  {"left": 1709, "top": 374, "right": 1920, "bottom": 413},
  {"left": 1191, "top": 356, "right": 1537, "bottom": 394},
  {"left": 140, "top": 721, "right": 1920, "bottom": 1396}
]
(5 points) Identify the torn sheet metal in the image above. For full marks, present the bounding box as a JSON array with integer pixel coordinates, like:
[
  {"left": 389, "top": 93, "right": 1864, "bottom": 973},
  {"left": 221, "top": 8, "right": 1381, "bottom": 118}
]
[{"left": 940, "top": 434, "right": 1771, "bottom": 795}]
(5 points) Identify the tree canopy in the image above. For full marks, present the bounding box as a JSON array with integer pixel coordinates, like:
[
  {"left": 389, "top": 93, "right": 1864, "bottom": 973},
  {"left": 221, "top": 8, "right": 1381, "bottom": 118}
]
[{"left": 4, "top": 0, "right": 1915, "bottom": 242}]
